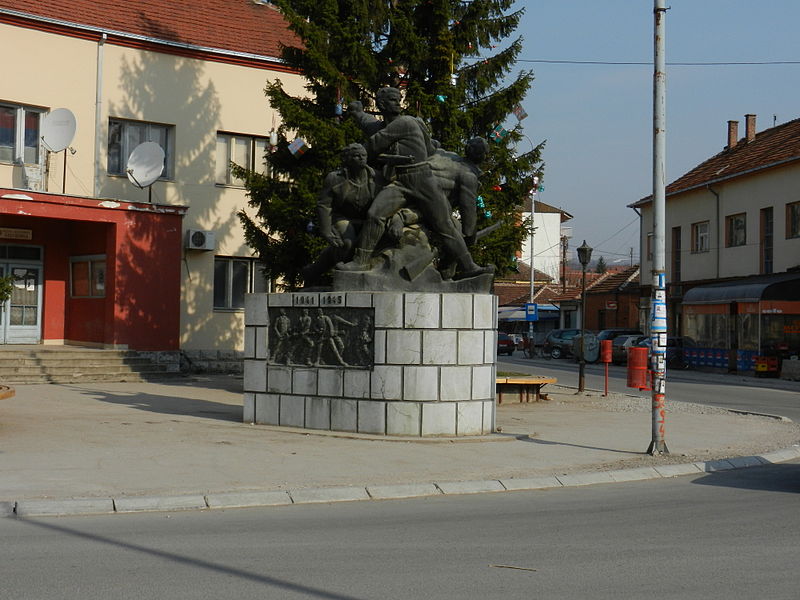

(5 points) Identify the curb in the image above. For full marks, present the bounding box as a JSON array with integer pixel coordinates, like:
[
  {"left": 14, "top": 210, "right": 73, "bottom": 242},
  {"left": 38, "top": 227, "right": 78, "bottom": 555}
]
[{"left": 6, "top": 445, "right": 799, "bottom": 518}]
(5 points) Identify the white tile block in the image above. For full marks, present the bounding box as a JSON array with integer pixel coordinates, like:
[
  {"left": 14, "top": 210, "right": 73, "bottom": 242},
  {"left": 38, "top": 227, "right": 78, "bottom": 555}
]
[
  {"left": 422, "top": 330, "right": 457, "bottom": 365},
  {"left": 458, "top": 330, "right": 485, "bottom": 365},
  {"left": 472, "top": 365, "right": 494, "bottom": 400},
  {"left": 255, "top": 393, "right": 280, "bottom": 425},
  {"left": 386, "top": 402, "right": 422, "bottom": 436},
  {"left": 440, "top": 366, "right": 472, "bottom": 401},
  {"left": 371, "top": 365, "right": 403, "bottom": 400},
  {"left": 267, "top": 366, "right": 292, "bottom": 394},
  {"left": 373, "top": 329, "right": 386, "bottom": 364},
  {"left": 305, "top": 397, "right": 331, "bottom": 430},
  {"left": 331, "top": 398, "right": 358, "bottom": 432},
  {"left": 243, "top": 392, "right": 255, "bottom": 423},
  {"left": 404, "top": 293, "right": 441, "bottom": 328},
  {"left": 358, "top": 400, "right": 386, "bottom": 434},
  {"left": 441, "top": 294, "right": 473, "bottom": 329},
  {"left": 374, "top": 293, "right": 404, "bottom": 327},
  {"left": 279, "top": 395, "right": 305, "bottom": 427},
  {"left": 482, "top": 399, "right": 496, "bottom": 433},
  {"left": 483, "top": 330, "right": 495, "bottom": 363},
  {"left": 317, "top": 368, "right": 344, "bottom": 396},
  {"left": 386, "top": 330, "right": 422, "bottom": 364},
  {"left": 343, "top": 369, "right": 371, "bottom": 399},
  {"left": 421, "top": 403, "right": 456, "bottom": 436},
  {"left": 403, "top": 366, "right": 439, "bottom": 401},
  {"left": 243, "top": 360, "right": 266, "bottom": 393},
  {"left": 255, "top": 327, "right": 268, "bottom": 359},
  {"left": 473, "top": 294, "right": 494, "bottom": 329},
  {"left": 292, "top": 368, "right": 318, "bottom": 395},
  {"left": 267, "top": 293, "right": 292, "bottom": 307},
  {"left": 457, "top": 401, "right": 483, "bottom": 436},
  {"left": 346, "top": 292, "right": 373, "bottom": 307},
  {"left": 245, "top": 293, "right": 269, "bottom": 325},
  {"left": 244, "top": 327, "right": 255, "bottom": 358}
]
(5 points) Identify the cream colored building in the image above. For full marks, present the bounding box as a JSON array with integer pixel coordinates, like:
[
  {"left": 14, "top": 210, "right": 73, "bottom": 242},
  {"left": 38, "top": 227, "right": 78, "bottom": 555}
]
[
  {"left": 0, "top": 1, "right": 303, "bottom": 361},
  {"left": 632, "top": 115, "right": 800, "bottom": 370}
]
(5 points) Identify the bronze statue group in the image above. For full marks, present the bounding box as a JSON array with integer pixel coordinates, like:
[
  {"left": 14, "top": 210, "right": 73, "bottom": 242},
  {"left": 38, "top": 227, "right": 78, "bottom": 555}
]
[{"left": 303, "top": 87, "right": 495, "bottom": 292}]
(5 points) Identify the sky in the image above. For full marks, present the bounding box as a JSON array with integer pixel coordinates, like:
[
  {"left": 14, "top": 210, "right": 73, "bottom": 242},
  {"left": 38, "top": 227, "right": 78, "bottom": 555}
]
[{"left": 509, "top": 0, "right": 800, "bottom": 267}]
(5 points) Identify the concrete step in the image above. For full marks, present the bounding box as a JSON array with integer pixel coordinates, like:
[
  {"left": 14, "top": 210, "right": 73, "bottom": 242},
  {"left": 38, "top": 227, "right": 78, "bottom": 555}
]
[{"left": 0, "top": 347, "right": 181, "bottom": 384}]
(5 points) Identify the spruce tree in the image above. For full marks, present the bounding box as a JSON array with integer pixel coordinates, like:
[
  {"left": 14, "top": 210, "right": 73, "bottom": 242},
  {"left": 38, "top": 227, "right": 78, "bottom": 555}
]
[
  {"left": 595, "top": 256, "right": 608, "bottom": 274},
  {"left": 237, "top": 0, "right": 543, "bottom": 290}
]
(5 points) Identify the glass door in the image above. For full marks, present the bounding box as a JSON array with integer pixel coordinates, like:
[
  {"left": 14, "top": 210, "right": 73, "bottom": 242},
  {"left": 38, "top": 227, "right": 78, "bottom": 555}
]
[{"left": 0, "top": 263, "right": 42, "bottom": 344}]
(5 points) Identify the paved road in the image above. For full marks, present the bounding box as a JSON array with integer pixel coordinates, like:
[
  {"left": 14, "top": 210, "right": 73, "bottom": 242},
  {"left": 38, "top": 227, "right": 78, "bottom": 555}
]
[
  {"left": 500, "top": 353, "right": 800, "bottom": 421},
  {"left": 3, "top": 461, "right": 798, "bottom": 599}
]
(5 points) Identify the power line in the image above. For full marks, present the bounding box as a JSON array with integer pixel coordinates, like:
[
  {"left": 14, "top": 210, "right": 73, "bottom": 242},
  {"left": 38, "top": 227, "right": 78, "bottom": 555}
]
[{"left": 517, "top": 58, "right": 800, "bottom": 66}]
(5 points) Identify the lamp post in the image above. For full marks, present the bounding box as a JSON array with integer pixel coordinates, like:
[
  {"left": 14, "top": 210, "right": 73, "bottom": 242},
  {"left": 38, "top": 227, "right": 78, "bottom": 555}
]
[{"left": 577, "top": 240, "right": 593, "bottom": 392}]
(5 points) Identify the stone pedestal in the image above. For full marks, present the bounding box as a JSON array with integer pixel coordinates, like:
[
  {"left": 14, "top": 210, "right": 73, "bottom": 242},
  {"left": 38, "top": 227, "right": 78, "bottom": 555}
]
[{"left": 243, "top": 291, "right": 497, "bottom": 436}]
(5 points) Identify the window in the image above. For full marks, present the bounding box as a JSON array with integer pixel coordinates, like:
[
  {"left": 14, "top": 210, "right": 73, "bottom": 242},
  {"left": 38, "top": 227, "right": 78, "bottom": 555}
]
[
  {"left": 70, "top": 256, "right": 106, "bottom": 298},
  {"left": 0, "top": 103, "right": 42, "bottom": 164},
  {"left": 725, "top": 213, "right": 747, "bottom": 247},
  {"left": 213, "top": 257, "right": 269, "bottom": 310},
  {"left": 671, "top": 226, "right": 681, "bottom": 282},
  {"left": 646, "top": 232, "right": 653, "bottom": 261},
  {"left": 691, "top": 221, "right": 710, "bottom": 253},
  {"left": 761, "top": 207, "right": 773, "bottom": 275},
  {"left": 108, "top": 118, "right": 174, "bottom": 178},
  {"left": 215, "top": 133, "right": 270, "bottom": 186},
  {"left": 787, "top": 201, "right": 800, "bottom": 239}
]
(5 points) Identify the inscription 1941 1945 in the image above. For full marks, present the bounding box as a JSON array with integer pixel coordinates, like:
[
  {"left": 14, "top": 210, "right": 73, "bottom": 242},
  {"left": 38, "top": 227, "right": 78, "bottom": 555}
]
[{"left": 268, "top": 306, "right": 374, "bottom": 369}]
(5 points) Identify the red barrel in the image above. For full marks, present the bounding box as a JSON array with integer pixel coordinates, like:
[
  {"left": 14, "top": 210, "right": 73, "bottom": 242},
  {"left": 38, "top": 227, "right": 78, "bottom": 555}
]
[
  {"left": 600, "top": 339, "right": 612, "bottom": 363},
  {"left": 627, "top": 346, "right": 649, "bottom": 389}
]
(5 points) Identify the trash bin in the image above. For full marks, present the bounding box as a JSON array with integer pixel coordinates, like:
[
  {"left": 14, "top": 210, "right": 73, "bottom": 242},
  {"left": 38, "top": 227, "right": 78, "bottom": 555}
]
[
  {"left": 600, "top": 339, "right": 612, "bottom": 364},
  {"left": 627, "top": 346, "right": 650, "bottom": 389}
]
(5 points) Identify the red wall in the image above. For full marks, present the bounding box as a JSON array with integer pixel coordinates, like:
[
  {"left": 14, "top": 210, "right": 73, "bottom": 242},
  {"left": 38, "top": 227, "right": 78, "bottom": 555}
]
[{"left": 0, "top": 192, "right": 184, "bottom": 350}]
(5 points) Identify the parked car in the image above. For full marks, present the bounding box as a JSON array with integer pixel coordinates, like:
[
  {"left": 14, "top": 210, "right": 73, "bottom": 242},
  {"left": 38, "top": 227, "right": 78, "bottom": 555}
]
[
  {"left": 636, "top": 336, "right": 696, "bottom": 368},
  {"left": 610, "top": 334, "right": 648, "bottom": 365},
  {"left": 497, "top": 333, "right": 516, "bottom": 356},
  {"left": 596, "top": 328, "right": 644, "bottom": 342},
  {"left": 542, "top": 328, "right": 582, "bottom": 359}
]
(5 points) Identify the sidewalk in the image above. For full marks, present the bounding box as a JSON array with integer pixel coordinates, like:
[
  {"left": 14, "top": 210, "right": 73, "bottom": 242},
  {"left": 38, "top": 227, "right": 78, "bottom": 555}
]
[{"left": 1, "top": 375, "right": 798, "bottom": 517}]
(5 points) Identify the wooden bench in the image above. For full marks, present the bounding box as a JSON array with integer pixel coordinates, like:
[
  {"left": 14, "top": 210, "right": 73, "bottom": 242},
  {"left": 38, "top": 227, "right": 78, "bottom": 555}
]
[{"left": 495, "top": 376, "right": 557, "bottom": 404}]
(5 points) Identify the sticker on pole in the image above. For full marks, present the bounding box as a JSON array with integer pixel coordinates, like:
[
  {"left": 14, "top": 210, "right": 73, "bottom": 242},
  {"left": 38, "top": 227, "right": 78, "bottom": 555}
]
[{"left": 525, "top": 303, "right": 539, "bottom": 321}]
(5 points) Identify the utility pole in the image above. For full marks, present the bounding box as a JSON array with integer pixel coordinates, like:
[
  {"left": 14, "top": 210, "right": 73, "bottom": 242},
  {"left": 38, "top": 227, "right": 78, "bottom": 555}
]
[{"left": 648, "top": 0, "right": 669, "bottom": 455}]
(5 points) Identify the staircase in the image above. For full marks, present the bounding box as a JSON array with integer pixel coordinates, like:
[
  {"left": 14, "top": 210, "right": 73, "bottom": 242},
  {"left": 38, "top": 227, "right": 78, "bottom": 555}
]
[{"left": 0, "top": 346, "right": 182, "bottom": 384}]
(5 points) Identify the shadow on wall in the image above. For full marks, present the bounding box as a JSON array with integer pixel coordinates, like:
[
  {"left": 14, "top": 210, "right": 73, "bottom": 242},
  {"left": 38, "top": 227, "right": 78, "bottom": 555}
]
[{"left": 102, "top": 14, "right": 251, "bottom": 352}]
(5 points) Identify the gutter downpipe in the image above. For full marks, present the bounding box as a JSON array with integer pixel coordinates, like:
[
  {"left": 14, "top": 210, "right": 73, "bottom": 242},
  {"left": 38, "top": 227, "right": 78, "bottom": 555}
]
[
  {"left": 94, "top": 32, "right": 107, "bottom": 198},
  {"left": 707, "top": 185, "right": 720, "bottom": 279}
]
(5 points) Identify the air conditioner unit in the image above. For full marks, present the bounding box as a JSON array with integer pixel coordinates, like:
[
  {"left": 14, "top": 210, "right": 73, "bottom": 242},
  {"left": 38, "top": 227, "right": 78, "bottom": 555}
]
[{"left": 185, "top": 229, "right": 216, "bottom": 251}]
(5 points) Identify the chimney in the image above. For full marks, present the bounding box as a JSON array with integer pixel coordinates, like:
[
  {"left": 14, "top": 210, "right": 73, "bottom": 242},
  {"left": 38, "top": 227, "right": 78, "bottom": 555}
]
[
  {"left": 727, "top": 120, "right": 739, "bottom": 149},
  {"left": 745, "top": 114, "right": 756, "bottom": 142}
]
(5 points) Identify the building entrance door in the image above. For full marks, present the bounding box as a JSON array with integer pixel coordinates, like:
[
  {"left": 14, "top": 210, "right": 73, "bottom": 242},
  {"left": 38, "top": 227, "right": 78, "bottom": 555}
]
[{"left": 0, "top": 262, "right": 43, "bottom": 344}]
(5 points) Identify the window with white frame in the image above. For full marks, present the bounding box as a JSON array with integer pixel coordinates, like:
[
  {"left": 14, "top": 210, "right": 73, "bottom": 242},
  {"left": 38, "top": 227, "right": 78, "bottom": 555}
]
[
  {"left": 691, "top": 221, "right": 710, "bottom": 253},
  {"left": 646, "top": 232, "right": 653, "bottom": 261},
  {"left": 108, "top": 118, "right": 174, "bottom": 178},
  {"left": 215, "top": 132, "right": 270, "bottom": 186},
  {"left": 725, "top": 213, "right": 747, "bottom": 247},
  {"left": 787, "top": 201, "right": 800, "bottom": 239},
  {"left": 0, "top": 103, "right": 43, "bottom": 164},
  {"left": 70, "top": 255, "right": 106, "bottom": 298},
  {"left": 213, "top": 257, "right": 269, "bottom": 310}
]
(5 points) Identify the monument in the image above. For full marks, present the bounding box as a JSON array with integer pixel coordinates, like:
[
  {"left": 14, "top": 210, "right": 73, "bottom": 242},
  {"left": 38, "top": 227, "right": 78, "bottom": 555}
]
[{"left": 244, "top": 88, "right": 498, "bottom": 436}]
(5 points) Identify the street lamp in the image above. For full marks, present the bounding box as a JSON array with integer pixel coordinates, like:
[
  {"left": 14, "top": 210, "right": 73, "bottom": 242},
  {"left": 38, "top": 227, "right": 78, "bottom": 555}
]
[{"left": 576, "top": 240, "right": 593, "bottom": 392}]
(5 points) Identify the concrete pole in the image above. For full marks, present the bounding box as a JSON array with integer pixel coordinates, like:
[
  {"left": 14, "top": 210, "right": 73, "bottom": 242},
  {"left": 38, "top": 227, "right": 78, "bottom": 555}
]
[
  {"left": 528, "top": 203, "right": 535, "bottom": 351},
  {"left": 648, "top": 0, "right": 669, "bottom": 455}
]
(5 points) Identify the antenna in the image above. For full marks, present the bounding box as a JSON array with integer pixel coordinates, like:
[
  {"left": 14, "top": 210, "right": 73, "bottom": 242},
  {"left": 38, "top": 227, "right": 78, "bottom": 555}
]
[
  {"left": 40, "top": 108, "right": 77, "bottom": 193},
  {"left": 126, "top": 142, "right": 165, "bottom": 202}
]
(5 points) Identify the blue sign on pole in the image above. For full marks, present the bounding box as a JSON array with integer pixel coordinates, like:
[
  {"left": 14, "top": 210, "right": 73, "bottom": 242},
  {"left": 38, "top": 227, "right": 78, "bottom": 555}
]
[{"left": 525, "top": 303, "right": 539, "bottom": 322}]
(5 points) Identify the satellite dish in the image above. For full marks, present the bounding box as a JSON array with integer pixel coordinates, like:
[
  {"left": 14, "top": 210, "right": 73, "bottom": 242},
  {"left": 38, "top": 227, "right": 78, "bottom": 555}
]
[
  {"left": 41, "top": 108, "right": 77, "bottom": 153},
  {"left": 126, "top": 142, "right": 165, "bottom": 189}
]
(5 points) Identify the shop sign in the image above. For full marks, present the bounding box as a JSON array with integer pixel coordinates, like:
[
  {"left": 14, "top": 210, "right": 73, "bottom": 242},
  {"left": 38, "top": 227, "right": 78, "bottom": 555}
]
[{"left": 0, "top": 227, "right": 32, "bottom": 240}]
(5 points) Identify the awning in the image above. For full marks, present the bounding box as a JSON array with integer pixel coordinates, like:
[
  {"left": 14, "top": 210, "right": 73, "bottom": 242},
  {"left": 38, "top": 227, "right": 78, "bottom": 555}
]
[
  {"left": 498, "top": 303, "right": 560, "bottom": 321},
  {"left": 682, "top": 272, "right": 800, "bottom": 304}
]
